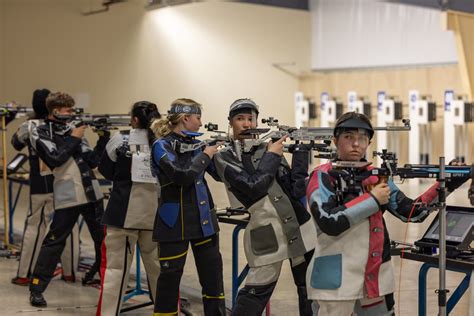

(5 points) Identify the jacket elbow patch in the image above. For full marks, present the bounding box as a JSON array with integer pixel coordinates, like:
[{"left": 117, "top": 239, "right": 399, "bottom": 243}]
[
  {"left": 343, "top": 194, "right": 379, "bottom": 226},
  {"left": 153, "top": 140, "right": 175, "bottom": 162}
]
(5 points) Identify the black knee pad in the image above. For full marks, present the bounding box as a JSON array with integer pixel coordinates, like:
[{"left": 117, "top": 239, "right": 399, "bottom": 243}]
[
  {"left": 159, "top": 257, "right": 185, "bottom": 275},
  {"left": 291, "top": 261, "right": 308, "bottom": 287},
  {"left": 233, "top": 283, "right": 277, "bottom": 316}
]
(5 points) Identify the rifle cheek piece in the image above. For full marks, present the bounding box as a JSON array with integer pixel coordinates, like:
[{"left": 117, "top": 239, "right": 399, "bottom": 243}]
[{"left": 53, "top": 114, "right": 73, "bottom": 124}]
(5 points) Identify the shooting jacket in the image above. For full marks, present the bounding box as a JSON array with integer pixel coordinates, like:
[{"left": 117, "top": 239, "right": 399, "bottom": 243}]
[
  {"left": 151, "top": 132, "right": 220, "bottom": 242},
  {"left": 11, "top": 119, "right": 54, "bottom": 195},
  {"left": 305, "top": 161, "right": 440, "bottom": 301},
  {"left": 30, "top": 120, "right": 108, "bottom": 210},
  {"left": 214, "top": 142, "right": 316, "bottom": 267},
  {"left": 99, "top": 129, "right": 159, "bottom": 230}
]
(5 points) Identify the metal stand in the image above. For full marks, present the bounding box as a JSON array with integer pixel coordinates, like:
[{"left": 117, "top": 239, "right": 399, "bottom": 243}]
[
  {"left": 0, "top": 104, "right": 32, "bottom": 256},
  {"left": 232, "top": 225, "right": 249, "bottom": 305},
  {"left": 419, "top": 263, "right": 471, "bottom": 316},
  {"left": 0, "top": 113, "right": 17, "bottom": 258},
  {"left": 229, "top": 221, "right": 271, "bottom": 315},
  {"left": 8, "top": 177, "right": 25, "bottom": 243},
  {"left": 120, "top": 245, "right": 153, "bottom": 313},
  {"left": 2, "top": 114, "right": 10, "bottom": 247},
  {"left": 437, "top": 157, "right": 448, "bottom": 316}
]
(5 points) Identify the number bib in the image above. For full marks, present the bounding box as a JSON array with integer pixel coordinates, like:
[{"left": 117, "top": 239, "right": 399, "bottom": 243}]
[{"left": 131, "top": 150, "right": 157, "bottom": 184}]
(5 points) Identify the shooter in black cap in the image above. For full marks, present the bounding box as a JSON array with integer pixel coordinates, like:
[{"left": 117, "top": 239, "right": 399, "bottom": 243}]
[
  {"left": 214, "top": 98, "right": 316, "bottom": 315},
  {"left": 305, "top": 112, "right": 468, "bottom": 315}
]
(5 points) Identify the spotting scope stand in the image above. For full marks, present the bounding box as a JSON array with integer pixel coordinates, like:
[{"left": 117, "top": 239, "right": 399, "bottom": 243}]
[{"left": 435, "top": 157, "right": 448, "bottom": 316}]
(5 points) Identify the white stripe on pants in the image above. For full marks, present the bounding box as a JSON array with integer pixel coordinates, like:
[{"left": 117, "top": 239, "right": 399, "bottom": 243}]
[{"left": 17, "top": 193, "right": 79, "bottom": 278}]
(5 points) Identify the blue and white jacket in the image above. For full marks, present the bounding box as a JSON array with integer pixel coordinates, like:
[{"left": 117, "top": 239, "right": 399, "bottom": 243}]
[{"left": 151, "top": 132, "right": 220, "bottom": 242}]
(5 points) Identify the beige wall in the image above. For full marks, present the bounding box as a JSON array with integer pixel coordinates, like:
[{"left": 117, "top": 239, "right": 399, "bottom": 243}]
[
  {"left": 2, "top": 0, "right": 472, "bottom": 165},
  {"left": 444, "top": 11, "right": 474, "bottom": 99},
  {"left": 0, "top": 0, "right": 5, "bottom": 101},
  {"left": 300, "top": 65, "right": 474, "bottom": 164},
  {"left": 0, "top": 0, "right": 310, "bottom": 159}
]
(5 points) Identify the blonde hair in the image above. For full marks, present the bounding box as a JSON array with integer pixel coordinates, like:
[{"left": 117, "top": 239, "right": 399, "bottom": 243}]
[{"left": 150, "top": 98, "right": 202, "bottom": 138}]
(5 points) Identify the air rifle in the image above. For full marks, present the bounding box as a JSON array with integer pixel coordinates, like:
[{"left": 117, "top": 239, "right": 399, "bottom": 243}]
[
  {"left": 172, "top": 122, "right": 231, "bottom": 154},
  {"left": 0, "top": 103, "right": 34, "bottom": 126},
  {"left": 54, "top": 113, "right": 130, "bottom": 132},
  {"left": 239, "top": 117, "right": 411, "bottom": 160},
  {"left": 332, "top": 149, "right": 474, "bottom": 205}
]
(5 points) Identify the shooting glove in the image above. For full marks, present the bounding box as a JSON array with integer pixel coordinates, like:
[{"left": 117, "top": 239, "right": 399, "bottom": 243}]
[
  {"left": 446, "top": 175, "right": 468, "bottom": 192},
  {"left": 287, "top": 143, "right": 312, "bottom": 153}
]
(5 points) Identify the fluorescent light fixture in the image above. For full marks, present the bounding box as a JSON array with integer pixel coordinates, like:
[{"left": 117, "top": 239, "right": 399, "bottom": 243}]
[
  {"left": 82, "top": 0, "right": 127, "bottom": 15},
  {"left": 146, "top": 0, "right": 197, "bottom": 9}
]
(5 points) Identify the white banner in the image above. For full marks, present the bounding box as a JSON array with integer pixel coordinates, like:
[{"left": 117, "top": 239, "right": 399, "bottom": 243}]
[{"left": 310, "top": 0, "right": 457, "bottom": 70}]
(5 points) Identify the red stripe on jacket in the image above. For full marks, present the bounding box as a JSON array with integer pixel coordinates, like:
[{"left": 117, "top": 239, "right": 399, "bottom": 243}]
[
  {"left": 364, "top": 211, "right": 384, "bottom": 298},
  {"left": 306, "top": 163, "right": 332, "bottom": 201}
]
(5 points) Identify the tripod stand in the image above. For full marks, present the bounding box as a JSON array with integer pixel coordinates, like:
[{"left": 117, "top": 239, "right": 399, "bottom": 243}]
[
  {"left": 0, "top": 106, "right": 28, "bottom": 257},
  {"left": 0, "top": 123, "right": 21, "bottom": 258}
]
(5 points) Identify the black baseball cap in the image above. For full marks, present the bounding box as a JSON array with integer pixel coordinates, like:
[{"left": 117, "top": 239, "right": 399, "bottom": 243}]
[
  {"left": 228, "top": 98, "right": 259, "bottom": 120},
  {"left": 334, "top": 112, "right": 374, "bottom": 139}
]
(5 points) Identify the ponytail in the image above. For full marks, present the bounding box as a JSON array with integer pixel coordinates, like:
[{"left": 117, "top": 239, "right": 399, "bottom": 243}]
[
  {"left": 151, "top": 117, "right": 172, "bottom": 139},
  {"left": 131, "top": 101, "right": 161, "bottom": 146}
]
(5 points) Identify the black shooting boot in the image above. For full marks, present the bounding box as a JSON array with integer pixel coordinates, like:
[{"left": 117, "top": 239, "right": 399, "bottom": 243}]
[
  {"left": 82, "top": 271, "right": 100, "bottom": 286},
  {"left": 29, "top": 291, "right": 47, "bottom": 307}
]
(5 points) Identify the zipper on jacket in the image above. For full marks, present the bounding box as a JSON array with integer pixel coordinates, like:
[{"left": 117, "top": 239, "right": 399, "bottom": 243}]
[{"left": 181, "top": 186, "right": 184, "bottom": 240}]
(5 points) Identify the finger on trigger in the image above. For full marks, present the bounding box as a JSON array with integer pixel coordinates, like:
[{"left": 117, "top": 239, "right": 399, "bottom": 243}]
[{"left": 276, "top": 136, "right": 286, "bottom": 143}]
